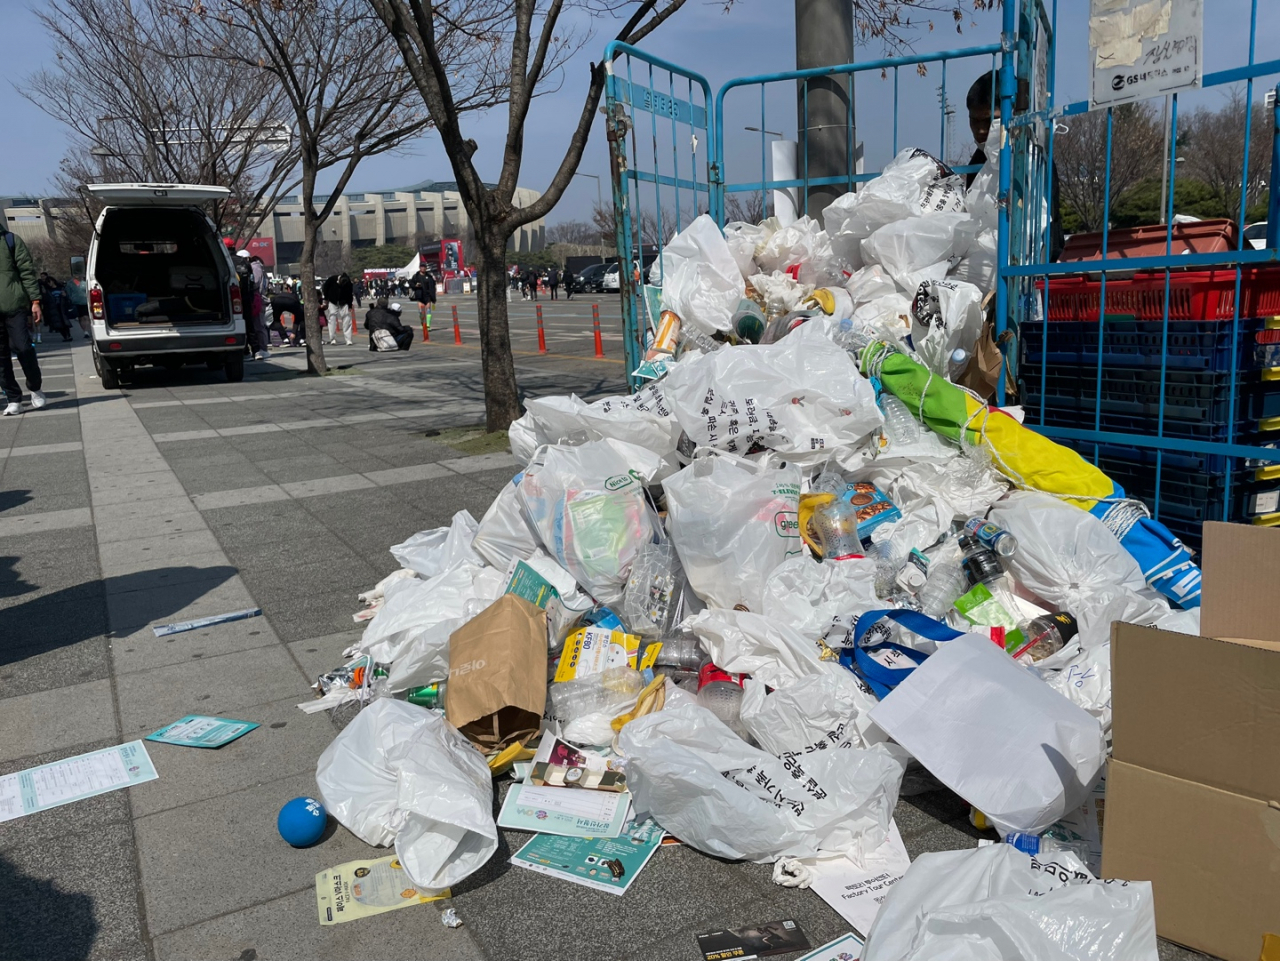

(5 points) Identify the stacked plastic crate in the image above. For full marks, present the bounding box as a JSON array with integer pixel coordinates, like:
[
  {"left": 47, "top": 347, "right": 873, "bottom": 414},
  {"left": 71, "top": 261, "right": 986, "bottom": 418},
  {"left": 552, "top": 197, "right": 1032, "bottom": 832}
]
[{"left": 1022, "top": 246, "right": 1280, "bottom": 550}]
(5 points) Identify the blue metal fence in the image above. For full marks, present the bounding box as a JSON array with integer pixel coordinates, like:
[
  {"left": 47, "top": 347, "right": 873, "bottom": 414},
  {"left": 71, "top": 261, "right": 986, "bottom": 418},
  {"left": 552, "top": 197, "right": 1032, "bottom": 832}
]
[
  {"left": 1008, "top": 0, "right": 1280, "bottom": 543},
  {"left": 604, "top": 0, "right": 1280, "bottom": 543},
  {"left": 603, "top": 42, "right": 716, "bottom": 384}
]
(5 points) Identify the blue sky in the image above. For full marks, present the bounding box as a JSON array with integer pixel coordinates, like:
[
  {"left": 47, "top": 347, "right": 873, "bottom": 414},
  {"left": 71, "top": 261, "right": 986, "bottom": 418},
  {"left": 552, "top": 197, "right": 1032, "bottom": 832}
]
[{"left": 4, "top": 0, "right": 1279, "bottom": 223}]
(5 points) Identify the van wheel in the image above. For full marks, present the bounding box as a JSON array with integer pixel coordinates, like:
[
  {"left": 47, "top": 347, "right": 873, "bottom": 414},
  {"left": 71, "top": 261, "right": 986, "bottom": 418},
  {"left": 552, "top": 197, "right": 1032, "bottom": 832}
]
[
  {"left": 224, "top": 353, "right": 244, "bottom": 382},
  {"left": 94, "top": 350, "right": 119, "bottom": 389}
]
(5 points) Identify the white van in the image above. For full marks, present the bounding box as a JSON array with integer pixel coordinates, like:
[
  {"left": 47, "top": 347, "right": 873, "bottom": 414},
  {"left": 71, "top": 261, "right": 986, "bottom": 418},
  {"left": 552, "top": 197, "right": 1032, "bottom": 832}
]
[{"left": 85, "top": 183, "right": 247, "bottom": 388}]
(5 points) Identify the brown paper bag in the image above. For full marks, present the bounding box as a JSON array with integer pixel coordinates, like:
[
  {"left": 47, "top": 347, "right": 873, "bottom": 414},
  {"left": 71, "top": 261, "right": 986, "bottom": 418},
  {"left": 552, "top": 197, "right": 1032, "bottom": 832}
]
[
  {"left": 955, "top": 296, "right": 1017, "bottom": 403},
  {"left": 445, "top": 594, "right": 548, "bottom": 752}
]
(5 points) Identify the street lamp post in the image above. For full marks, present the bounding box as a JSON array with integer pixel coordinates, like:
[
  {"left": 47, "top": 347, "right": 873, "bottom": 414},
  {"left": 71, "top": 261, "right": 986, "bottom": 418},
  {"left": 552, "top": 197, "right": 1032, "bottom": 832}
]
[{"left": 573, "top": 171, "right": 605, "bottom": 253}]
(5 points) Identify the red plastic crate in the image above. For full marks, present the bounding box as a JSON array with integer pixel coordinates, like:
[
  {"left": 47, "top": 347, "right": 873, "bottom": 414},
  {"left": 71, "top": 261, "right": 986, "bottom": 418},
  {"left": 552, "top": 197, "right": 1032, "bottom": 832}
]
[{"left": 1036, "top": 268, "right": 1280, "bottom": 322}]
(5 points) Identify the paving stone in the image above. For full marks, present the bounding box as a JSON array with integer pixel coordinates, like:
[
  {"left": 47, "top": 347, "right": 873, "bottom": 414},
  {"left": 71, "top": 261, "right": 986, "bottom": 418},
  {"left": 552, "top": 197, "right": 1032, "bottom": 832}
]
[{"left": 0, "top": 679, "right": 116, "bottom": 762}]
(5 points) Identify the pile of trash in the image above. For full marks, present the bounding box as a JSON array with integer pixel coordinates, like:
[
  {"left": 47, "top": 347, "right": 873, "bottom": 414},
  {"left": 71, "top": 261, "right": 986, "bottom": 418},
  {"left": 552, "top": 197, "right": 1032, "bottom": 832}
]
[{"left": 304, "top": 140, "right": 1198, "bottom": 958}]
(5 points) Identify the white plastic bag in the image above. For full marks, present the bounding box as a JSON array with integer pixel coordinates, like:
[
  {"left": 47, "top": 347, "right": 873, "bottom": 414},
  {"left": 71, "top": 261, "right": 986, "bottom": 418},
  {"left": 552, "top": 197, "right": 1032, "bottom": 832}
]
[
  {"left": 315, "top": 699, "right": 497, "bottom": 892},
  {"left": 362, "top": 564, "right": 488, "bottom": 665},
  {"left": 760, "top": 554, "right": 879, "bottom": 640},
  {"left": 661, "top": 323, "right": 883, "bottom": 466},
  {"left": 389, "top": 511, "right": 482, "bottom": 577},
  {"left": 472, "top": 474, "right": 539, "bottom": 570},
  {"left": 659, "top": 214, "right": 744, "bottom": 334},
  {"left": 949, "top": 226, "right": 998, "bottom": 294},
  {"left": 747, "top": 270, "right": 814, "bottom": 317},
  {"left": 1044, "top": 641, "right": 1114, "bottom": 736},
  {"left": 986, "top": 492, "right": 1171, "bottom": 648},
  {"left": 869, "top": 634, "right": 1107, "bottom": 836},
  {"left": 965, "top": 121, "right": 1002, "bottom": 233},
  {"left": 517, "top": 438, "right": 663, "bottom": 604},
  {"left": 862, "top": 212, "right": 972, "bottom": 292},
  {"left": 523, "top": 386, "right": 681, "bottom": 477},
  {"left": 509, "top": 412, "right": 539, "bottom": 465},
  {"left": 844, "top": 264, "right": 899, "bottom": 308},
  {"left": 755, "top": 216, "right": 843, "bottom": 286},
  {"left": 910, "top": 278, "right": 985, "bottom": 377},
  {"left": 724, "top": 220, "right": 774, "bottom": 279},
  {"left": 683, "top": 607, "right": 835, "bottom": 689},
  {"left": 887, "top": 459, "right": 1009, "bottom": 550},
  {"left": 663, "top": 455, "right": 802, "bottom": 611},
  {"left": 620, "top": 703, "right": 904, "bottom": 862},
  {"left": 740, "top": 672, "right": 883, "bottom": 755},
  {"left": 861, "top": 844, "right": 1158, "bottom": 961}
]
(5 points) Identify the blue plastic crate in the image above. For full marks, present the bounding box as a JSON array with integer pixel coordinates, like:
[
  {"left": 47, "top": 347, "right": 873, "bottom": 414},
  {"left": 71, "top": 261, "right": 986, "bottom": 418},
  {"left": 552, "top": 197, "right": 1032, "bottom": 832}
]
[
  {"left": 106, "top": 292, "right": 148, "bottom": 324},
  {"left": 1021, "top": 319, "right": 1279, "bottom": 373}
]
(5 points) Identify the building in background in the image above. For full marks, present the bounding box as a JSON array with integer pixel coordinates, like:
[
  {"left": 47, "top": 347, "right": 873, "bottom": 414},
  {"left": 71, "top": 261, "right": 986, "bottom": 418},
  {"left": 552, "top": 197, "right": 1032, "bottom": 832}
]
[{"left": 3, "top": 180, "right": 547, "bottom": 274}]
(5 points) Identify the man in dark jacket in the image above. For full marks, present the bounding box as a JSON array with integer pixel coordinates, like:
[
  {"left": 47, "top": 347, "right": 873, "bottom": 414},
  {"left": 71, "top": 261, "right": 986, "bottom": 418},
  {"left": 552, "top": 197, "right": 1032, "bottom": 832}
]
[
  {"left": 271, "top": 291, "right": 306, "bottom": 347},
  {"left": 547, "top": 266, "right": 560, "bottom": 301},
  {"left": 563, "top": 266, "right": 575, "bottom": 300},
  {"left": 322, "top": 272, "right": 355, "bottom": 345},
  {"left": 0, "top": 230, "right": 45, "bottom": 415},
  {"left": 364, "top": 298, "right": 413, "bottom": 351},
  {"left": 409, "top": 264, "right": 436, "bottom": 331}
]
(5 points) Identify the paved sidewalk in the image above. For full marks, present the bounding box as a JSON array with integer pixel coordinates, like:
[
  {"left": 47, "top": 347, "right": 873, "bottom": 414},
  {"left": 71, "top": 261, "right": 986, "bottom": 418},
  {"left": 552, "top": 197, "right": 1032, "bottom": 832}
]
[{"left": 0, "top": 316, "right": 1208, "bottom": 961}]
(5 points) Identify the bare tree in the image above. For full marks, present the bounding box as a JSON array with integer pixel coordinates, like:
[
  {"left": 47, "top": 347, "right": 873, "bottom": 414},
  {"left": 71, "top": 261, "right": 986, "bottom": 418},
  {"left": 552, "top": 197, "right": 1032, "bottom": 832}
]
[
  {"left": 24, "top": 0, "right": 299, "bottom": 243},
  {"left": 1053, "top": 102, "right": 1163, "bottom": 232},
  {"left": 546, "top": 219, "right": 602, "bottom": 246},
  {"left": 366, "top": 0, "right": 703, "bottom": 431},
  {"left": 592, "top": 201, "right": 663, "bottom": 247},
  {"left": 724, "top": 192, "right": 767, "bottom": 226},
  {"left": 176, "top": 0, "right": 447, "bottom": 374},
  {"left": 1181, "top": 87, "right": 1275, "bottom": 220}
]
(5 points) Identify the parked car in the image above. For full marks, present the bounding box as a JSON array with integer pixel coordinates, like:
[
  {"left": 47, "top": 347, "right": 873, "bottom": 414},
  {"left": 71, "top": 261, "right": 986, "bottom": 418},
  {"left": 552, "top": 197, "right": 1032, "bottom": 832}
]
[
  {"left": 574, "top": 263, "right": 607, "bottom": 293},
  {"left": 1244, "top": 221, "right": 1269, "bottom": 250},
  {"left": 85, "top": 183, "right": 246, "bottom": 388},
  {"left": 601, "top": 262, "right": 621, "bottom": 292}
]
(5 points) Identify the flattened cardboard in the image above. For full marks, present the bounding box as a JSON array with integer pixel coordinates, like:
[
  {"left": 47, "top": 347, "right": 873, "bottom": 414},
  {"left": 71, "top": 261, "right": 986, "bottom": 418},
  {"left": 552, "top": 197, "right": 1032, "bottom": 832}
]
[
  {"left": 1107, "top": 523, "right": 1280, "bottom": 961},
  {"left": 1102, "top": 760, "right": 1280, "bottom": 961},
  {"left": 1110, "top": 623, "right": 1280, "bottom": 802},
  {"left": 1201, "top": 520, "right": 1280, "bottom": 644},
  {"left": 445, "top": 594, "right": 547, "bottom": 752}
]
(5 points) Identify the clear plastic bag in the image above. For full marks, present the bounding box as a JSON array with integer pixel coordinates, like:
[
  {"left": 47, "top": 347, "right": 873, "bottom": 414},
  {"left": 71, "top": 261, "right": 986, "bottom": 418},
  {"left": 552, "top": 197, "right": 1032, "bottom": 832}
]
[{"left": 517, "top": 439, "right": 664, "bottom": 605}]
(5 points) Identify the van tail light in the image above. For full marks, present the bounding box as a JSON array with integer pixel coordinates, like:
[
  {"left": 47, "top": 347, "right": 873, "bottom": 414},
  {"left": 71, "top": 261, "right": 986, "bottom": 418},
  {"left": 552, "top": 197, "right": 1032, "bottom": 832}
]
[
  {"left": 231, "top": 283, "right": 243, "bottom": 316},
  {"left": 89, "top": 288, "right": 105, "bottom": 321}
]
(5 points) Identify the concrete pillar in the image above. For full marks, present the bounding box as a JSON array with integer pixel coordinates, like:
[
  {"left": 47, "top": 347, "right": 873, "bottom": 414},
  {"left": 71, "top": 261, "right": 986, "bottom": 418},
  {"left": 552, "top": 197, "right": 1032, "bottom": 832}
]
[{"left": 795, "top": 0, "right": 854, "bottom": 223}]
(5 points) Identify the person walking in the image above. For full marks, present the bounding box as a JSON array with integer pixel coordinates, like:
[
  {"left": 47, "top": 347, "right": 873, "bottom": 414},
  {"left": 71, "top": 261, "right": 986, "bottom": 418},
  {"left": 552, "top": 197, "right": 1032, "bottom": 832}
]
[
  {"left": 38, "top": 271, "right": 72, "bottom": 341},
  {"left": 322, "top": 272, "right": 355, "bottom": 345},
  {"left": 410, "top": 263, "right": 436, "bottom": 331},
  {"left": 65, "top": 274, "right": 90, "bottom": 339},
  {"left": 364, "top": 297, "right": 414, "bottom": 351},
  {"left": 0, "top": 229, "right": 46, "bottom": 416},
  {"left": 563, "top": 266, "right": 575, "bottom": 301},
  {"left": 547, "top": 265, "right": 560, "bottom": 301},
  {"left": 523, "top": 267, "right": 538, "bottom": 302},
  {"left": 235, "top": 251, "right": 266, "bottom": 359}
]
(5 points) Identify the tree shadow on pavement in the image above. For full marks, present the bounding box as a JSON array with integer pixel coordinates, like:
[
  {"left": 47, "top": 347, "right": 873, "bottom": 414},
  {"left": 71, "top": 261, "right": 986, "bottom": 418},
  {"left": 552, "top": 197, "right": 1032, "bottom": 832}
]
[
  {"left": 0, "top": 565, "right": 238, "bottom": 667},
  {"left": 0, "top": 490, "right": 34, "bottom": 515},
  {"left": 0, "top": 853, "right": 97, "bottom": 961}
]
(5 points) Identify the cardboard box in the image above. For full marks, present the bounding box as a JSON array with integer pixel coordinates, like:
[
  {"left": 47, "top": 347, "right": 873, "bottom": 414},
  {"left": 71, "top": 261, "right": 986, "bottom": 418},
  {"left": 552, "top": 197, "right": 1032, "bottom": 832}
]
[{"left": 1105, "top": 522, "right": 1280, "bottom": 961}]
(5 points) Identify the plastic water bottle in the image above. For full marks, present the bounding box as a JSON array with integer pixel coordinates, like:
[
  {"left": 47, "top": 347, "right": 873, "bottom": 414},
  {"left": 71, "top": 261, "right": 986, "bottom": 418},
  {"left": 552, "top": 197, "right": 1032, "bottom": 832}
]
[
  {"left": 696, "top": 661, "right": 747, "bottom": 736},
  {"left": 866, "top": 530, "right": 907, "bottom": 597},
  {"left": 1004, "top": 832, "right": 1091, "bottom": 863},
  {"left": 812, "top": 499, "right": 864, "bottom": 561},
  {"left": 963, "top": 516, "right": 1018, "bottom": 557},
  {"left": 880, "top": 393, "right": 920, "bottom": 447},
  {"left": 948, "top": 347, "right": 969, "bottom": 380},
  {"left": 918, "top": 558, "right": 968, "bottom": 617},
  {"left": 810, "top": 470, "right": 849, "bottom": 497}
]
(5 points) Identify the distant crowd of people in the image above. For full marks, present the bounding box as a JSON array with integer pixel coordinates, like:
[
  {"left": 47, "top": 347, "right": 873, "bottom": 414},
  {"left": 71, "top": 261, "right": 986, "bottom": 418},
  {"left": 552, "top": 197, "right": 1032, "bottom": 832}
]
[{"left": 509, "top": 264, "right": 575, "bottom": 302}]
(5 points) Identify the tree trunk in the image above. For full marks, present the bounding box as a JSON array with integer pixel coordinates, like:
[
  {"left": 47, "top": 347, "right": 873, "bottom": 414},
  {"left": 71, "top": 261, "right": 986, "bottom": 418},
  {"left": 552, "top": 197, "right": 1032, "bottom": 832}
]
[
  {"left": 475, "top": 230, "right": 521, "bottom": 432},
  {"left": 299, "top": 211, "right": 328, "bottom": 375}
]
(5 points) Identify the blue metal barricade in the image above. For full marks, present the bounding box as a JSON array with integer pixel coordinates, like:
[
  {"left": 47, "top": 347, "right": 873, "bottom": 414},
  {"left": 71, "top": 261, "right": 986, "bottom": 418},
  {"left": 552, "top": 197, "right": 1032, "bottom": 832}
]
[
  {"left": 603, "top": 42, "right": 716, "bottom": 385},
  {"left": 1007, "top": 0, "right": 1280, "bottom": 546}
]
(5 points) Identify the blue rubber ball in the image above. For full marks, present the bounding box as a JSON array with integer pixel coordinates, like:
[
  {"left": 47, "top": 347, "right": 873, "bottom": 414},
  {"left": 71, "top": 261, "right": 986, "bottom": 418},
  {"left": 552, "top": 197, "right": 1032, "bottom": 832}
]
[{"left": 277, "top": 796, "right": 327, "bottom": 847}]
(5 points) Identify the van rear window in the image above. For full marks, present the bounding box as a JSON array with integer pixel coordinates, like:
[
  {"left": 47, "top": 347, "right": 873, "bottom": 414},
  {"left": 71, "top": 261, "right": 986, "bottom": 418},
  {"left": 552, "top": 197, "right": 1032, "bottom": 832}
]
[{"left": 119, "top": 241, "right": 180, "bottom": 255}]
